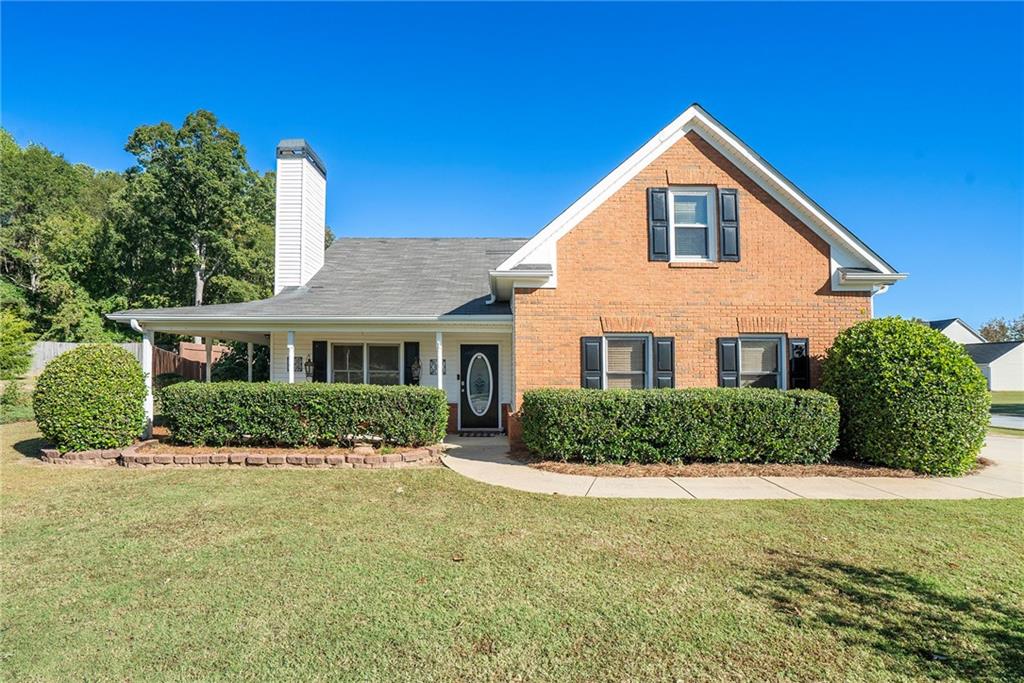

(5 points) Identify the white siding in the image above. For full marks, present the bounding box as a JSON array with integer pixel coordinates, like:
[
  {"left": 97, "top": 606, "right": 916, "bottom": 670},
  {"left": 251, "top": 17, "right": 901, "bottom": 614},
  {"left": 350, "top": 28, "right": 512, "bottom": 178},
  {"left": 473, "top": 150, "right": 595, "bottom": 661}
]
[
  {"left": 274, "top": 158, "right": 303, "bottom": 293},
  {"left": 940, "top": 321, "right": 985, "bottom": 344},
  {"left": 300, "top": 160, "right": 326, "bottom": 284},
  {"left": 274, "top": 156, "right": 325, "bottom": 293},
  {"left": 988, "top": 346, "right": 1024, "bottom": 391},
  {"left": 269, "top": 330, "right": 513, "bottom": 407}
]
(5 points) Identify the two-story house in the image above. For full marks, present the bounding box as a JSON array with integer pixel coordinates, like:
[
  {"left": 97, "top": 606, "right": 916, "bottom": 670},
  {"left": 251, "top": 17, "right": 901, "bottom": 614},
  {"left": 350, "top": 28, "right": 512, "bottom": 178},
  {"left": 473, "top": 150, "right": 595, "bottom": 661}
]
[{"left": 110, "top": 104, "right": 905, "bottom": 439}]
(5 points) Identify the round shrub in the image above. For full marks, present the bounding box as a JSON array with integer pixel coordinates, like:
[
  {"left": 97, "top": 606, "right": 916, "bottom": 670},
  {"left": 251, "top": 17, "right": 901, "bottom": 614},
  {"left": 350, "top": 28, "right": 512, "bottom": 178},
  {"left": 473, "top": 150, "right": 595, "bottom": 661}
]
[
  {"left": 821, "top": 317, "right": 989, "bottom": 475},
  {"left": 33, "top": 344, "right": 146, "bottom": 452}
]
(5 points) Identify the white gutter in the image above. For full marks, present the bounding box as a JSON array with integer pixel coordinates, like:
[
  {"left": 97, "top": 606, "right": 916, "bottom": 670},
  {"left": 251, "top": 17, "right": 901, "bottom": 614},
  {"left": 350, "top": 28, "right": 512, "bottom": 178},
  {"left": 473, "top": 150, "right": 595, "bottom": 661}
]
[
  {"left": 487, "top": 269, "right": 553, "bottom": 302},
  {"left": 838, "top": 270, "right": 908, "bottom": 286}
]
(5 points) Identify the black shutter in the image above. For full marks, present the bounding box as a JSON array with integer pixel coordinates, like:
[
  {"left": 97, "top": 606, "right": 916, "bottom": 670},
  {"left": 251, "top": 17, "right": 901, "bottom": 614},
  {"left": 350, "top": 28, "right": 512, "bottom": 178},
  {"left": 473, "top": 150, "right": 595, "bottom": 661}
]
[
  {"left": 717, "top": 338, "right": 739, "bottom": 387},
  {"left": 788, "top": 338, "right": 810, "bottom": 389},
  {"left": 719, "top": 189, "right": 740, "bottom": 262},
  {"left": 648, "top": 188, "right": 670, "bottom": 261},
  {"left": 404, "top": 341, "right": 420, "bottom": 385},
  {"left": 312, "top": 341, "right": 327, "bottom": 382},
  {"left": 580, "top": 337, "right": 603, "bottom": 389},
  {"left": 653, "top": 337, "right": 675, "bottom": 388}
]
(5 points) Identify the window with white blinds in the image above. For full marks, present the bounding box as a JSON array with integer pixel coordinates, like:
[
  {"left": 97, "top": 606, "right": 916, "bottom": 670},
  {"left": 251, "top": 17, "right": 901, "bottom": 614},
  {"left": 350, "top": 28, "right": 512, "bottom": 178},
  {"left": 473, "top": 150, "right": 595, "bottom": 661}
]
[
  {"left": 738, "top": 336, "right": 783, "bottom": 388},
  {"left": 670, "top": 187, "right": 716, "bottom": 260},
  {"left": 605, "top": 337, "right": 648, "bottom": 389}
]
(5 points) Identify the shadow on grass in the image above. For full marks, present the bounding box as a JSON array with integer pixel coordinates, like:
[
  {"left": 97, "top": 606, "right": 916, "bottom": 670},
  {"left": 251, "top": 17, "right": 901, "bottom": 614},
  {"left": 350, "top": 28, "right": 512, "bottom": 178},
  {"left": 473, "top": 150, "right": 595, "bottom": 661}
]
[
  {"left": 13, "top": 437, "right": 46, "bottom": 460},
  {"left": 744, "top": 551, "right": 1024, "bottom": 679}
]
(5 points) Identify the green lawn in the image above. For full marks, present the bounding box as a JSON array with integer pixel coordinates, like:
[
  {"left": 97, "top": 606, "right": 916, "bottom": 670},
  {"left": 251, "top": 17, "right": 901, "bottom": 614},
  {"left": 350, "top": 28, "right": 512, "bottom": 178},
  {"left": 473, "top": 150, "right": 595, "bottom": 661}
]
[
  {"left": 991, "top": 391, "right": 1024, "bottom": 417},
  {"left": 2, "top": 422, "right": 1022, "bottom": 681}
]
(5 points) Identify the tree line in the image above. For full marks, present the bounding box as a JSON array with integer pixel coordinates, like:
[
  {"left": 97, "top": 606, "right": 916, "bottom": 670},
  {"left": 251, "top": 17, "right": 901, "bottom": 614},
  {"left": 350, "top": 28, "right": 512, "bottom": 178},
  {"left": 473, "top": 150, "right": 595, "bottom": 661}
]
[{"left": 1, "top": 110, "right": 282, "bottom": 344}]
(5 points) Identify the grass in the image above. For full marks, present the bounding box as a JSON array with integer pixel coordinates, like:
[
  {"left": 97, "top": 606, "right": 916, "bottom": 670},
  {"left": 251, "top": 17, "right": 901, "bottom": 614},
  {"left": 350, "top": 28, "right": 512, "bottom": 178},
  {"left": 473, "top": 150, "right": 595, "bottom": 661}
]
[
  {"left": 0, "top": 403, "right": 33, "bottom": 425},
  {"left": 991, "top": 391, "right": 1024, "bottom": 417},
  {"left": 989, "top": 427, "right": 1023, "bottom": 439},
  {"left": 3, "top": 421, "right": 1022, "bottom": 681}
]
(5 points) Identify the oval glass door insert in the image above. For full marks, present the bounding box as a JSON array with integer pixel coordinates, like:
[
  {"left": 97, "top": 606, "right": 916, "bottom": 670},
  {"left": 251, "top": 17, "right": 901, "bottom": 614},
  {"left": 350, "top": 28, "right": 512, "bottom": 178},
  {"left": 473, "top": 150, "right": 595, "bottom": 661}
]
[{"left": 467, "top": 353, "right": 493, "bottom": 417}]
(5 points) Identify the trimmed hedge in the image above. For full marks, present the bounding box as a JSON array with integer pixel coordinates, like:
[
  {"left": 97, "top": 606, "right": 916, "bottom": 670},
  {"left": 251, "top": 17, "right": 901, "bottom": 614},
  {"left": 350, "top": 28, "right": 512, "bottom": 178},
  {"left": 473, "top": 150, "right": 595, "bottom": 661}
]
[
  {"left": 521, "top": 387, "right": 839, "bottom": 464},
  {"left": 821, "top": 317, "right": 989, "bottom": 476},
  {"left": 33, "top": 344, "right": 146, "bottom": 452},
  {"left": 161, "top": 381, "right": 448, "bottom": 447}
]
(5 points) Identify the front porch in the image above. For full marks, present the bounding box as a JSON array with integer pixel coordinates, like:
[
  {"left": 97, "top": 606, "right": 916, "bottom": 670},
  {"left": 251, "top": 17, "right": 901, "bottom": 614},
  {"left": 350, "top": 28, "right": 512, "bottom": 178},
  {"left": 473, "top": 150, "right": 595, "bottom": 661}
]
[{"left": 113, "top": 315, "right": 513, "bottom": 438}]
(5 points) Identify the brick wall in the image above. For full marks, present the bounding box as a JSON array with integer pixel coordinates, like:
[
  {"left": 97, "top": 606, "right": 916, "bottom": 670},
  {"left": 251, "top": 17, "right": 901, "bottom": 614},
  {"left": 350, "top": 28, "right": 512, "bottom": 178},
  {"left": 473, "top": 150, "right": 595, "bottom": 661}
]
[{"left": 513, "top": 131, "right": 871, "bottom": 404}]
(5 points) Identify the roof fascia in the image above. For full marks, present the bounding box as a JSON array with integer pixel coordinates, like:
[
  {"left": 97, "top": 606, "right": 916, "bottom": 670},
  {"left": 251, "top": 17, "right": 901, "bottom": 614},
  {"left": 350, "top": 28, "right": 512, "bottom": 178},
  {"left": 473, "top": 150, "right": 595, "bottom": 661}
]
[{"left": 107, "top": 313, "right": 512, "bottom": 327}]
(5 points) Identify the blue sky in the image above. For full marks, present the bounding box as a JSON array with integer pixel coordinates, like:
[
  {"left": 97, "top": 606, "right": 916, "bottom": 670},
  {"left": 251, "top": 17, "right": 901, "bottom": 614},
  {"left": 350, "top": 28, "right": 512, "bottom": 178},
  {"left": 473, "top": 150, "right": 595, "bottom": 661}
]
[{"left": 2, "top": 2, "right": 1021, "bottom": 326}]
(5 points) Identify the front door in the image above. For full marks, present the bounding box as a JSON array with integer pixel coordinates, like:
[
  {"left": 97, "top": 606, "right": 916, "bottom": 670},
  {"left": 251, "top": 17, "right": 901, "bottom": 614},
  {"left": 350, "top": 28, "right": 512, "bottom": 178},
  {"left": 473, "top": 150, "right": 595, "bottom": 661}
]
[{"left": 459, "top": 344, "right": 499, "bottom": 431}]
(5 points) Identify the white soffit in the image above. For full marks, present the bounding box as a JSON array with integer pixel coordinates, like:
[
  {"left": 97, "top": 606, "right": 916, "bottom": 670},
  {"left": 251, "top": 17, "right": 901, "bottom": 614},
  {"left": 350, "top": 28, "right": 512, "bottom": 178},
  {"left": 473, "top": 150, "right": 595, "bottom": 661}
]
[{"left": 496, "top": 104, "right": 901, "bottom": 278}]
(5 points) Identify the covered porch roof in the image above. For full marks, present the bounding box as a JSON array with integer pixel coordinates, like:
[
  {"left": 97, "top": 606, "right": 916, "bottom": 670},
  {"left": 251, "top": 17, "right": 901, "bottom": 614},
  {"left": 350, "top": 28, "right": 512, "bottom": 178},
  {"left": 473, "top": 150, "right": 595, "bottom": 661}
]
[{"left": 107, "top": 236, "right": 524, "bottom": 337}]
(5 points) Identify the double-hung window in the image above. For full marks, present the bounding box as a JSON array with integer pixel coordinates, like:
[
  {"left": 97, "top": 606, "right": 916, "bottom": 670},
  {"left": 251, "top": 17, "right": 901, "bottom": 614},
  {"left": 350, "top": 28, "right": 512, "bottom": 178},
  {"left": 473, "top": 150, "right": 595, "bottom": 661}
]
[
  {"left": 332, "top": 343, "right": 401, "bottom": 385},
  {"left": 604, "top": 336, "right": 650, "bottom": 389},
  {"left": 738, "top": 336, "right": 784, "bottom": 388},
  {"left": 670, "top": 187, "right": 716, "bottom": 261}
]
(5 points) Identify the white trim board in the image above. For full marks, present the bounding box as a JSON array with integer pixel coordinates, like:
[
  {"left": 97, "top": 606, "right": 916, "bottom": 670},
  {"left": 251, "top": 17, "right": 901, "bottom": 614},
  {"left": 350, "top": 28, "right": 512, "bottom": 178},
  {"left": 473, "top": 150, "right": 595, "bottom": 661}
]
[{"left": 493, "top": 103, "right": 904, "bottom": 291}]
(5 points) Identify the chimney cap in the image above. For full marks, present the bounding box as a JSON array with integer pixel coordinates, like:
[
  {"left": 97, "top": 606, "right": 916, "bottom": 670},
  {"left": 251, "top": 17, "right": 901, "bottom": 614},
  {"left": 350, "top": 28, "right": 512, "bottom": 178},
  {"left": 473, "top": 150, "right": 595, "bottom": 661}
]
[{"left": 276, "top": 138, "right": 327, "bottom": 179}]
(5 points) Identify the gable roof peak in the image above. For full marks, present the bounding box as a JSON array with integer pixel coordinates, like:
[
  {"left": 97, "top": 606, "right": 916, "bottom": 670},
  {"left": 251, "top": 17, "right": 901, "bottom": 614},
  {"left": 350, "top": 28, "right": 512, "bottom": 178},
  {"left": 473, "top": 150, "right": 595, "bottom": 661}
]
[{"left": 493, "top": 103, "right": 904, "bottom": 291}]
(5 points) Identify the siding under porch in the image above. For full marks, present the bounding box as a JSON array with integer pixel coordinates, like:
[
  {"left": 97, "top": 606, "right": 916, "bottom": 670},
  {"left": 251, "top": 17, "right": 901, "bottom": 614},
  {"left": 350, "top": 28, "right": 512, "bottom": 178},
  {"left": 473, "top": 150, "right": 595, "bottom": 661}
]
[{"left": 268, "top": 330, "right": 513, "bottom": 432}]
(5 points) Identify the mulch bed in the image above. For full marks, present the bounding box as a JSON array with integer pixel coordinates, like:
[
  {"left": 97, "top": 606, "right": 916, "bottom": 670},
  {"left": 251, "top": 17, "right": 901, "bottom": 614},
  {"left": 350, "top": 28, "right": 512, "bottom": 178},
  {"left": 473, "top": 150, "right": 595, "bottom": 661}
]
[{"left": 510, "top": 449, "right": 993, "bottom": 478}]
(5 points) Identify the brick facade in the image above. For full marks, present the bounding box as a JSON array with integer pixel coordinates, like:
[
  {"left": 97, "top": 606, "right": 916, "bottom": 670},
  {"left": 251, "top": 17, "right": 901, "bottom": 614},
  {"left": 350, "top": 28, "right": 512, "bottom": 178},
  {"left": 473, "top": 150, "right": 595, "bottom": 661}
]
[{"left": 512, "top": 131, "right": 871, "bottom": 406}]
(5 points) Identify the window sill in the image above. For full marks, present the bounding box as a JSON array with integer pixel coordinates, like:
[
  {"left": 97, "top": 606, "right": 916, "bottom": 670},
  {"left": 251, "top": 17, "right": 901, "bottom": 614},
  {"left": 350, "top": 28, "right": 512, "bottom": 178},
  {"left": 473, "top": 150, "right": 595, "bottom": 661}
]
[{"left": 668, "top": 261, "right": 719, "bottom": 269}]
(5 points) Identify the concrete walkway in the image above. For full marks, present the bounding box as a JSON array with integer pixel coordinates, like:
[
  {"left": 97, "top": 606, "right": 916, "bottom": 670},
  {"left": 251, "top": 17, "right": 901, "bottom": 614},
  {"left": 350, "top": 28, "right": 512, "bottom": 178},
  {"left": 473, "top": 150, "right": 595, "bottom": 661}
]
[
  {"left": 991, "top": 413, "right": 1024, "bottom": 430},
  {"left": 441, "top": 435, "right": 1023, "bottom": 500}
]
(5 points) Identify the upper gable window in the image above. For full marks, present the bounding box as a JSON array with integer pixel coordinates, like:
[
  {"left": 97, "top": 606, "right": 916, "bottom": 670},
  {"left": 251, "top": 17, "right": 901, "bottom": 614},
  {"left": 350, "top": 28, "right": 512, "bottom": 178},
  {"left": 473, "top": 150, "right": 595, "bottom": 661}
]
[{"left": 670, "top": 187, "right": 716, "bottom": 261}]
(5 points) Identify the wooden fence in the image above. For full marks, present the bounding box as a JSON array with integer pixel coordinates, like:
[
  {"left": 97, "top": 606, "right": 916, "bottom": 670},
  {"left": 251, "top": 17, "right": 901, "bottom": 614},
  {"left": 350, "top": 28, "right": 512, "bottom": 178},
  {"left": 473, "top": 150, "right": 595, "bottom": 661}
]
[{"left": 30, "top": 342, "right": 205, "bottom": 380}]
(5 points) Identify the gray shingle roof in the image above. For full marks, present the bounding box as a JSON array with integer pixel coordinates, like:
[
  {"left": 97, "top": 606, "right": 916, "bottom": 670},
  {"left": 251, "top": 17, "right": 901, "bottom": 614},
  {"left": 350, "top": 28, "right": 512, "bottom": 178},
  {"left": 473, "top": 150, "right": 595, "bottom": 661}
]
[
  {"left": 964, "top": 341, "right": 1023, "bottom": 364},
  {"left": 927, "top": 318, "right": 959, "bottom": 331},
  {"left": 110, "top": 238, "right": 527, "bottom": 320}
]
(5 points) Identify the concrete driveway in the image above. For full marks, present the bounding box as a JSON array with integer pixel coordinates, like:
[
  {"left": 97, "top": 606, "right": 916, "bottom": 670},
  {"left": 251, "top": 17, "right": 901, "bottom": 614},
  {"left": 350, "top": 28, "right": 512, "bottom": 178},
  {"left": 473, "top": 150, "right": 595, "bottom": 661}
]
[
  {"left": 991, "top": 413, "right": 1024, "bottom": 430},
  {"left": 441, "top": 435, "right": 1023, "bottom": 500}
]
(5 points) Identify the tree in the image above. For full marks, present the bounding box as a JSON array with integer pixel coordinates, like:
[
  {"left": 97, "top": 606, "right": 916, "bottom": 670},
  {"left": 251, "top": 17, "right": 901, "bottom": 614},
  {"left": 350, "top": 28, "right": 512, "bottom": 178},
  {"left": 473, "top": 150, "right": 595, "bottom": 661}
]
[
  {"left": 113, "top": 110, "right": 275, "bottom": 310},
  {"left": 210, "top": 341, "right": 270, "bottom": 382},
  {"left": 0, "top": 130, "right": 124, "bottom": 341},
  {"left": 979, "top": 315, "right": 1024, "bottom": 342},
  {"left": 0, "top": 310, "right": 35, "bottom": 379}
]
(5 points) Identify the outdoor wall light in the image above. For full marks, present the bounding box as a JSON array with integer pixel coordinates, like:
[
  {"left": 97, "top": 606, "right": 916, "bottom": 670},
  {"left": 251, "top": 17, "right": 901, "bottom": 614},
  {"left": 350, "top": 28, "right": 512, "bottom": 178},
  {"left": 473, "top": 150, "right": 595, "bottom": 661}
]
[
  {"left": 410, "top": 356, "right": 421, "bottom": 384},
  {"left": 303, "top": 356, "right": 314, "bottom": 379}
]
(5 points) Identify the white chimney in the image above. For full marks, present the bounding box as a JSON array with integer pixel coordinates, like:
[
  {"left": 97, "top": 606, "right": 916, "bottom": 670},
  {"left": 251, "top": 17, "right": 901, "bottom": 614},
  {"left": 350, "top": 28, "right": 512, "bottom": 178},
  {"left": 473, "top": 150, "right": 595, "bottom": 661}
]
[{"left": 274, "top": 139, "right": 327, "bottom": 293}]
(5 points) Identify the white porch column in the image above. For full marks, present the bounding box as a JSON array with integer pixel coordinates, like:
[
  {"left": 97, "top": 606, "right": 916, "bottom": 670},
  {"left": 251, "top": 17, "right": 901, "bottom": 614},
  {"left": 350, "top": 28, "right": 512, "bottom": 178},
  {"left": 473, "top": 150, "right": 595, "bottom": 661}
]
[
  {"left": 204, "top": 337, "right": 213, "bottom": 383},
  {"left": 141, "top": 328, "right": 154, "bottom": 438},
  {"left": 247, "top": 342, "right": 254, "bottom": 382},
  {"left": 287, "top": 331, "right": 296, "bottom": 384},
  {"left": 435, "top": 331, "right": 443, "bottom": 390}
]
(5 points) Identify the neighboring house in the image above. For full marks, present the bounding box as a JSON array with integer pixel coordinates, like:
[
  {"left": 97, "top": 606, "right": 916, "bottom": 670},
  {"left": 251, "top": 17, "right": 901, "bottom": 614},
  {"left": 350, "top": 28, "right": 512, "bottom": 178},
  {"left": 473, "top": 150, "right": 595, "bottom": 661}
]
[
  {"left": 927, "top": 319, "right": 1022, "bottom": 390},
  {"left": 964, "top": 342, "right": 1024, "bottom": 391},
  {"left": 108, "top": 104, "right": 905, "bottom": 438},
  {"left": 927, "top": 318, "right": 986, "bottom": 344},
  {"left": 178, "top": 341, "right": 230, "bottom": 366}
]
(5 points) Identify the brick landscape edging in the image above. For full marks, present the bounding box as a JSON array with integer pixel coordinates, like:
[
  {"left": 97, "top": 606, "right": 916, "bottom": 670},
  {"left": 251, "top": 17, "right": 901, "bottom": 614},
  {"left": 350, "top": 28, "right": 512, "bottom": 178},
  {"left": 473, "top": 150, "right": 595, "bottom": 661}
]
[
  {"left": 40, "top": 446, "right": 124, "bottom": 466},
  {"left": 40, "top": 441, "right": 445, "bottom": 470}
]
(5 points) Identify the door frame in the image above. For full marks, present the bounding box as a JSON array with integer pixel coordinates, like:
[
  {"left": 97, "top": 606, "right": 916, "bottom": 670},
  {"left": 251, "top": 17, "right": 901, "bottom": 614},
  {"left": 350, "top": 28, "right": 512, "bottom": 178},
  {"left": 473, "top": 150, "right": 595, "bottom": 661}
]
[{"left": 457, "top": 343, "right": 502, "bottom": 432}]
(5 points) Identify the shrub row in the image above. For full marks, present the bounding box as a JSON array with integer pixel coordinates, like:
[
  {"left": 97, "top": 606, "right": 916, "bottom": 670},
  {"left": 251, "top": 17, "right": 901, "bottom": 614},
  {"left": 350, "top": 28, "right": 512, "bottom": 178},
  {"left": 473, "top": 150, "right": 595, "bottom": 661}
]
[
  {"left": 821, "top": 317, "right": 989, "bottom": 476},
  {"left": 161, "top": 381, "right": 449, "bottom": 447},
  {"left": 521, "top": 387, "right": 840, "bottom": 464}
]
